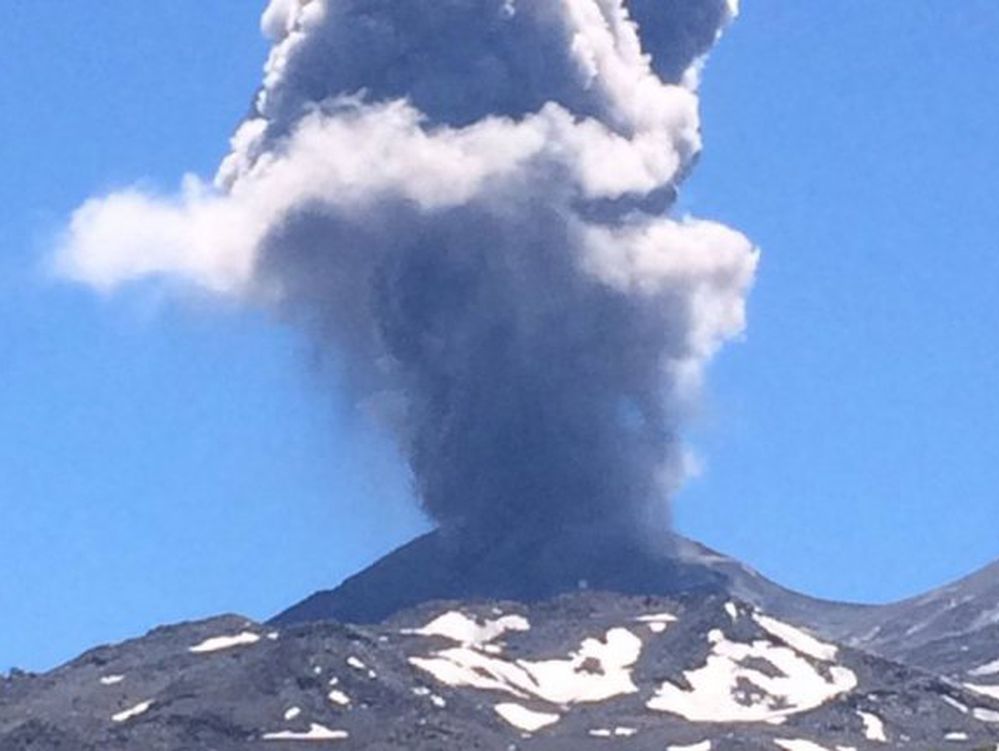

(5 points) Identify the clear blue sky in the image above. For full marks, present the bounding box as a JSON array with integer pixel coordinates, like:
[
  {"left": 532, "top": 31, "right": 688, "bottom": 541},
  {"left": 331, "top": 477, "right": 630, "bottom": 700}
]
[{"left": 2, "top": 2, "right": 997, "bottom": 671}]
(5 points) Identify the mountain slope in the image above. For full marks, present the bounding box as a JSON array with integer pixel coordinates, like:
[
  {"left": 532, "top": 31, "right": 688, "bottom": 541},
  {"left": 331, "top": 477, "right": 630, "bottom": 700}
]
[
  {"left": 835, "top": 558, "right": 999, "bottom": 706},
  {"left": 5, "top": 592, "right": 999, "bottom": 750},
  {"left": 844, "top": 558, "right": 999, "bottom": 656},
  {"left": 272, "top": 530, "right": 878, "bottom": 642}
]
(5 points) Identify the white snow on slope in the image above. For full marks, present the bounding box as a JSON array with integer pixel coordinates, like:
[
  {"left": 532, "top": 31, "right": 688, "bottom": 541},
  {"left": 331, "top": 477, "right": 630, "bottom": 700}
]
[
  {"left": 774, "top": 740, "right": 831, "bottom": 751},
  {"left": 403, "top": 611, "right": 529, "bottom": 645},
  {"left": 189, "top": 631, "right": 260, "bottom": 653},
  {"left": 647, "top": 626, "right": 856, "bottom": 723},
  {"left": 589, "top": 727, "right": 639, "bottom": 738},
  {"left": 99, "top": 675, "right": 124, "bottom": 686},
  {"left": 494, "top": 703, "right": 560, "bottom": 732},
  {"left": 112, "top": 700, "right": 152, "bottom": 723},
  {"left": 284, "top": 707, "right": 301, "bottom": 721},
  {"left": 410, "top": 623, "right": 641, "bottom": 706},
  {"left": 753, "top": 614, "right": 838, "bottom": 662},
  {"left": 328, "top": 689, "right": 350, "bottom": 706},
  {"left": 970, "top": 659, "right": 999, "bottom": 678},
  {"left": 974, "top": 707, "right": 999, "bottom": 723},
  {"left": 668, "top": 741, "right": 712, "bottom": 751},
  {"left": 262, "top": 724, "right": 349, "bottom": 741},
  {"left": 637, "top": 612, "right": 677, "bottom": 634},
  {"left": 942, "top": 695, "right": 969, "bottom": 714},
  {"left": 966, "top": 683, "right": 999, "bottom": 701},
  {"left": 636, "top": 612, "right": 677, "bottom": 624},
  {"left": 857, "top": 711, "right": 887, "bottom": 742}
]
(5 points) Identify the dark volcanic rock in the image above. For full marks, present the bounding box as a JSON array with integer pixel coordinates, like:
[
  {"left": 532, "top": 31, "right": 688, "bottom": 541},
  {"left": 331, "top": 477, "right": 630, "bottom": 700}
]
[
  {"left": 273, "top": 528, "right": 727, "bottom": 625},
  {"left": 271, "top": 529, "right": 875, "bottom": 639},
  {"left": 4, "top": 592, "right": 999, "bottom": 750},
  {"left": 7, "top": 528, "right": 999, "bottom": 750},
  {"left": 840, "top": 561, "right": 999, "bottom": 713},
  {"left": 841, "top": 558, "right": 999, "bottom": 659}
]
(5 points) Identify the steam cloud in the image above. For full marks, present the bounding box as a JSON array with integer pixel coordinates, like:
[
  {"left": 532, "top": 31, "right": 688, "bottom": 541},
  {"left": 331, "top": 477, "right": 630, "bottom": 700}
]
[{"left": 57, "top": 0, "right": 757, "bottom": 543}]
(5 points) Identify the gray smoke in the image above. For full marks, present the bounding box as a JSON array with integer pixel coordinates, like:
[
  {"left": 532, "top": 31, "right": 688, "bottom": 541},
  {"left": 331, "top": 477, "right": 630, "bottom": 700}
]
[{"left": 58, "top": 0, "right": 757, "bottom": 543}]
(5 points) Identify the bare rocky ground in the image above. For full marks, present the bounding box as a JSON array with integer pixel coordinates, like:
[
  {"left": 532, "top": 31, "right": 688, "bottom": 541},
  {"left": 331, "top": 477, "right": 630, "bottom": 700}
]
[{"left": 3, "top": 586, "right": 999, "bottom": 750}]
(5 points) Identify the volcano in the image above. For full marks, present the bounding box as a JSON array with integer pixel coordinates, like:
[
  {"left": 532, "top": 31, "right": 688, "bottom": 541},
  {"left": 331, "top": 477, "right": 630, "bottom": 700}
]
[
  {"left": 5, "top": 535, "right": 999, "bottom": 751},
  {"left": 272, "top": 528, "right": 875, "bottom": 642}
]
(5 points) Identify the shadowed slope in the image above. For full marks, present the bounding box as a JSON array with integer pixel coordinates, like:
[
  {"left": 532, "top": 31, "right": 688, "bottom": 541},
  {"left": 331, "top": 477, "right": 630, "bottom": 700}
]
[{"left": 271, "top": 529, "right": 876, "bottom": 636}]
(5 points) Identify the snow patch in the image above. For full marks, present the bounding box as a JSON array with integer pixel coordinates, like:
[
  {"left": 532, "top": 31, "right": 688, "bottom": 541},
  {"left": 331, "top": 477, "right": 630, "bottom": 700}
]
[
  {"left": 588, "top": 727, "right": 637, "bottom": 737},
  {"left": 262, "top": 724, "right": 349, "bottom": 741},
  {"left": 284, "top": 707, "right": 301, "bottom": 721},
  {"left": 970, "top": 659, "right": 999, "bottom": 678},
  {"left": 410, "top": 627, "right": 641, "bottom": 705},
  {"left": 668, "top": 742, "right": 712, "bottom": 751},
  {"left": 494, "top": 703, "right": 560, "bottom": 732},
  {"left": 100, "top": 675, "right": 124, "bottom": 686},
  {"left": 403, "top": 611, "right": 529, "bottom": 646},
  {"left": 328, "top": 689, "right": 350, "bottom": 706},
  {"left": 752, "top": 614, "right": 838, "bottom": 662},
  {"left": 857, "top": 711, "right": 887, "bottom": 742},
  {"left": 973, "top": 707, "right": 999, "bottom": 723},
  {"left": 774, "top": 740, "right": 831, "bottom": 751},
  {"left": 636, "top": 612, "right": 677, "bottom": 624},
  {"left": 725, "top": 602, "right": 739, "bottom": 621},
  {"left": 647, "top": 628, "right": 856, "bottom": 723},
  {"left": 942, "top": 695, "right": 969, "bottom": 714},
  {"left": 112, "top": 700, "right": 152, "bottom": 723},
  {"left": 346, "top": 656, "right": 366, "bottom": 671},
  {"left": 637, "top": 612, "right": 676, "bottom": 635},
  {"left": 966, "top": 683, "right": 999, "bottom": 701},
  {"left": 945, "top": 732, "right": 968, "bottom": 742},
  {"left": 189, "top": 631, "right": 260, "bottom": 653}
]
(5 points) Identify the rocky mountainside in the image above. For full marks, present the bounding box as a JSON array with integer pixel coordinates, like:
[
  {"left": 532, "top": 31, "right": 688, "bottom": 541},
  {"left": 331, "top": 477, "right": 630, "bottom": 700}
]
[
  {"left": 276, "top": 526, "right": 997, "bottom": 677},
  {"left": 838, "top": 559, "right": 999, "bottom": 712},
  {"left": 5, "top": 591, "right": 999, "bottom": 751},
  {"left": 843, "top": 558, "right": 999, "bottom": 656},
  {"left": 271, "top": 530, "right": 876, "bottom": 639},
  {"left": 5, "top": 533, "right": 999, "bottom": 751}
]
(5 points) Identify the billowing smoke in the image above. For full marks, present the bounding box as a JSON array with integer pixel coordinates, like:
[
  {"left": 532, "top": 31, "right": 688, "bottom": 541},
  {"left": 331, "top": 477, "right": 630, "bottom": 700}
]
[{"left": 57, "top": 0, "right": 757, "bottom": 545}]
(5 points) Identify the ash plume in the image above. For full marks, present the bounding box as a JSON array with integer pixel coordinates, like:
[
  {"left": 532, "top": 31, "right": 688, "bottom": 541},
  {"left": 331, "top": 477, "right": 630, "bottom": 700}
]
[{"left": 57, "top": 0, "right": 757, "bottom": 544}]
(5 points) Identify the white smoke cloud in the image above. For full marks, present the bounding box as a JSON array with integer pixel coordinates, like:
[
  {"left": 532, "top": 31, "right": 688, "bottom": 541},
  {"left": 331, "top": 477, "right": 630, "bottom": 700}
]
[{"left": 55, "top": 0, "right": 758, "bottom": 539}]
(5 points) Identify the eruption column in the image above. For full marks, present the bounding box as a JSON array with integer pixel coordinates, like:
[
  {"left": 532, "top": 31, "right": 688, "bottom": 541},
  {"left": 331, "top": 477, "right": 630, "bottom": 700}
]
[{"left": 58, "top": 0, "right": 758, "bottom": 545}]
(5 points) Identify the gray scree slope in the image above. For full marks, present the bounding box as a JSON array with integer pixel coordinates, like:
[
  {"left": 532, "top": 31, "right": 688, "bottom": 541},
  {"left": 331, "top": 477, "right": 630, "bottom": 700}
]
[{"left": 4, "top": 535, "right": 999, "bottom": 750}]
